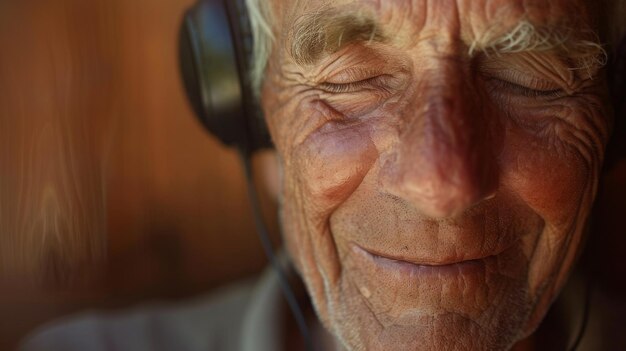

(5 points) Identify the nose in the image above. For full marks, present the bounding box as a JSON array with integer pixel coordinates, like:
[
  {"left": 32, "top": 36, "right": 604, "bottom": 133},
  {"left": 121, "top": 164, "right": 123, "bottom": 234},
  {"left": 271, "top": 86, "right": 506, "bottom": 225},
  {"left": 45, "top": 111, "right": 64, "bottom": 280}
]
[{"left": 382, "top": 65, "right": 500, "bottom": 218}]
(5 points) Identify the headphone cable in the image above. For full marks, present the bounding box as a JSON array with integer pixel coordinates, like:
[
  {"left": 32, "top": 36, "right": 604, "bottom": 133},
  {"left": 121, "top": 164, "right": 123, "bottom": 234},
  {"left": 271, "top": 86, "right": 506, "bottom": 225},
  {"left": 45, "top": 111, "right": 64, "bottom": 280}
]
[{"left": 239, "top": 151, "right": 315, "bottom": 351}]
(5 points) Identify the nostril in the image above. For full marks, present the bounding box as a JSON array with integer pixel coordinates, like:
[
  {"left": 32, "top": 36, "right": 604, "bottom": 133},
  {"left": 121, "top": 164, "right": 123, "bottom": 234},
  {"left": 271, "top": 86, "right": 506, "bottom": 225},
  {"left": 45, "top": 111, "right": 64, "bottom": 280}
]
[
  {"left": 408, "top": 187, "right": 472, "bottom": 218},
  {"left": 416, "top": 197, "right": 472, "bottom": 219},
  {"left": 395, "top": 171, "right": 497, "bottom": 218}
]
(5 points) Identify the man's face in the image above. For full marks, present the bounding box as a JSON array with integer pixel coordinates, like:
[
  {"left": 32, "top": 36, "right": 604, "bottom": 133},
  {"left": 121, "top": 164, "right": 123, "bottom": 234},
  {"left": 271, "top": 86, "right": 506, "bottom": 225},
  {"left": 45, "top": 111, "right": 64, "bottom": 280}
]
[{"left": 261, "top": 0, "right": 611, "bottom": 349}]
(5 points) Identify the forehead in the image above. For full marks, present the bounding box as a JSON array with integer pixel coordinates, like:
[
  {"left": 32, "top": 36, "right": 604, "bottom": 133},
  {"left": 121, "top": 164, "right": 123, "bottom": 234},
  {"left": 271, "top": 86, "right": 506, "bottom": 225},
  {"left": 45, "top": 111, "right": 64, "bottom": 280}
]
[{"left": 283, "top": 0, "right": 593, "bottom": 52}]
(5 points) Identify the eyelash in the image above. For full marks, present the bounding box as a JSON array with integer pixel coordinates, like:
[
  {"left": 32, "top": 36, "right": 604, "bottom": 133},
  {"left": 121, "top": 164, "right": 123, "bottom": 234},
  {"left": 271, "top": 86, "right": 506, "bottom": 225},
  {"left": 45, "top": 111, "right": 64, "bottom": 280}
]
[
  {"left": 320, "top": 76, "right": 387, "bottom": 93},
  {"left": 486, "top": 75, "right": 567, "bottom": 99},
  {"left": 321, "top": 75, "right": 566, "bottom": 100},
  {"left": 486, "top": 78, "right": 567, "bottom": 99}
]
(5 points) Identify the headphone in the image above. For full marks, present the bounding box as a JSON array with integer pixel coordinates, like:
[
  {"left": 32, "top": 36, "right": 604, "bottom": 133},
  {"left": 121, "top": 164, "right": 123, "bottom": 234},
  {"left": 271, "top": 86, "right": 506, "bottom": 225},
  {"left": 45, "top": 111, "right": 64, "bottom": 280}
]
[
  {"left": 178, "top": 0, "right": 271, "bottom": 154},
  {"left": 178, "top": 2, "right": 312, "bottom": 349}
]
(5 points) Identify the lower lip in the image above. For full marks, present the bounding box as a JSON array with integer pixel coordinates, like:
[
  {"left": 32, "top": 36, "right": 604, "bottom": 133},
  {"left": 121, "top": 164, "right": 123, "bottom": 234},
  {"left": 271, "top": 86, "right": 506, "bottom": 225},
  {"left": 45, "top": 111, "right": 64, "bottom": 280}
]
[{"left": 352, "top": 245, "right": 487, "bottom": 279}]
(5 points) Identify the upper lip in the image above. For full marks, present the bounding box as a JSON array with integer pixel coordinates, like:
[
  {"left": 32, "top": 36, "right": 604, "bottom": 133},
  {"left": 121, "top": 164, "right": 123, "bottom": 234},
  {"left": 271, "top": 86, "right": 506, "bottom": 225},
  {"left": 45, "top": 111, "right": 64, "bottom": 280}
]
[{"left": 358, "top": 244, "right": 493, "bottom": 266}]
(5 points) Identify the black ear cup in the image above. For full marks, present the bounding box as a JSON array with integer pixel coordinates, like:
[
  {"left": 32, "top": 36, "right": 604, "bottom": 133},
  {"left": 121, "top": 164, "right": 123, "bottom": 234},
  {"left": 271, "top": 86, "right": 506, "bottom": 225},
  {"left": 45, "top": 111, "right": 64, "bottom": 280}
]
[{"left": 179, "top": 0, "right": 271, "bottom": 153}]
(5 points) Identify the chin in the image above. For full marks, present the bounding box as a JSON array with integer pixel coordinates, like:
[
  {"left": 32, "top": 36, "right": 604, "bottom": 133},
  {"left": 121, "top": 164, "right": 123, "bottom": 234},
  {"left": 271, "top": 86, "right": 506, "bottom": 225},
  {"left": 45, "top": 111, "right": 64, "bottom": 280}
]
[
  {"left": 313, "top": 245, "right": 534, "bottom": 351},
  {"left": 283, "top": 203, "right": 587, "bottom": 351}
]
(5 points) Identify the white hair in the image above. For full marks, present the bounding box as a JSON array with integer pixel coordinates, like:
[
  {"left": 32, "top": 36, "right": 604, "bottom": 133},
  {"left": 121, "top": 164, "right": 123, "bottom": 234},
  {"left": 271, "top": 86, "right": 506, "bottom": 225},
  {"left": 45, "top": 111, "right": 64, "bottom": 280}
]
[
  {"left": 245, "top": 0, "right": 275, "bottom": 95},
  {"left": 245, "top": 0, "right": 626, "bottom": 94},
  {"left": 469, "top": 20, "right": 608, "bottom": 75}
]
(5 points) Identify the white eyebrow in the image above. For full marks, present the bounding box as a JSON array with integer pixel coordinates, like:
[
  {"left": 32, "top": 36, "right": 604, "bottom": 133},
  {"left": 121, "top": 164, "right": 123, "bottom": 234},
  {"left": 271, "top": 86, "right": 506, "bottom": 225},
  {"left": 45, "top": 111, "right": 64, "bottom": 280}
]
[{"left": 469, "top": 20, "right": 607, "bottom": 71}]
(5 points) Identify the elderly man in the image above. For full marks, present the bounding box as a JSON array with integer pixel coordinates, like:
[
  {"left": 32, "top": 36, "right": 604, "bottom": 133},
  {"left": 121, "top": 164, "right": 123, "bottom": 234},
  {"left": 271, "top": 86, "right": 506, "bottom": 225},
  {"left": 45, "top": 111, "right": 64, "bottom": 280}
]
[{"left": 21, "top": 0, "right": 625, "bottom": 350}]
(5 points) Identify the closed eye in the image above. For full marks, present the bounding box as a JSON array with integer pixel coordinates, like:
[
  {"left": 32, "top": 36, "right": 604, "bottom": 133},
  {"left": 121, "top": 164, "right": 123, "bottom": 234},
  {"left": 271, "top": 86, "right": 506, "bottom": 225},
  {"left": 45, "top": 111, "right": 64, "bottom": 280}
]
[
  {"left": 490, "top": 78, "right": 567, "bottom": 99},
  {"left": 319, "top": 75, "right": 393, "bottom": 94}
]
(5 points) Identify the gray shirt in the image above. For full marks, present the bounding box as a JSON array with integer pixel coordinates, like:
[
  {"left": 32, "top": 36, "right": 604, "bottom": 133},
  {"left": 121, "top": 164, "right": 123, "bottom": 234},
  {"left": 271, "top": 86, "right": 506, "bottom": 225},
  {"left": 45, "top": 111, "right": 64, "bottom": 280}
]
[
  {"left": 20, "top": 267, "right": 286, "bottom": 351},
  {"left": 19, "top": 266, "right": 626, "bottom": 350}
]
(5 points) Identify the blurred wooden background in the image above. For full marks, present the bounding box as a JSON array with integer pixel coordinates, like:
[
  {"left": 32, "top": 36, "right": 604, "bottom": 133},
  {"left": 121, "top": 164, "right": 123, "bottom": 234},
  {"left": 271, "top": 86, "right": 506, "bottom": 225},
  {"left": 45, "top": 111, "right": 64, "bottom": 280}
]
[
  {"left": 0, "top": 0, "right": 278, "bottom": 349},
  {"left": 0, "top": 1, "right": 624, "bottom": 350}
]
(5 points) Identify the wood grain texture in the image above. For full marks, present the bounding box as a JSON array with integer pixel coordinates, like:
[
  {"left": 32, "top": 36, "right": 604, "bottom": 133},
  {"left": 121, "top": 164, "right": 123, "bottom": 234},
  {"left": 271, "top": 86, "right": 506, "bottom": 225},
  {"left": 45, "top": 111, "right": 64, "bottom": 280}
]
[
  {"left": 0, "top": 0, "right": 112, "bottom": 285},
  {"left": 0, "top": 0, "right": 278, "bottom": 348}
]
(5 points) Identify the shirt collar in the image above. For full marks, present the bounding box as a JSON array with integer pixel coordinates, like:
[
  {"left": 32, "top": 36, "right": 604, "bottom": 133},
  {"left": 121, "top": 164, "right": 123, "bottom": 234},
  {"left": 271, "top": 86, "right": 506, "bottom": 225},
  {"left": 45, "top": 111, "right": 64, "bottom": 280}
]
[{"left": 239, "top": 265, "right": 286, "bottom": 351}]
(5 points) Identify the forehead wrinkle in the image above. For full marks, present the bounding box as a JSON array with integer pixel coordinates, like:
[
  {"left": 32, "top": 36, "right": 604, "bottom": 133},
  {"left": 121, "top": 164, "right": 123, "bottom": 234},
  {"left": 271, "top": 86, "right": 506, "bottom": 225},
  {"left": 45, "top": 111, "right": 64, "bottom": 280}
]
[{"left": 286, "top": 0, "right": 605, "bottom": 72}]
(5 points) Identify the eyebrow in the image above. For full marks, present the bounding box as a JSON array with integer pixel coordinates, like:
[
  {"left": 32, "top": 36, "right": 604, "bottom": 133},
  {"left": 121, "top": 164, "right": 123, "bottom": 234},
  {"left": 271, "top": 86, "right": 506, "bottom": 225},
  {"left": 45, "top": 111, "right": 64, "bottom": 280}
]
[
  {"left": 289, "top": 8, "right": 386, "bottom": 66},
  {"left": 289, "top": 8, "right": 606, "bottom": 71},
  {"left": 471, "top": 20, "right": 607, "bottom": 70}
]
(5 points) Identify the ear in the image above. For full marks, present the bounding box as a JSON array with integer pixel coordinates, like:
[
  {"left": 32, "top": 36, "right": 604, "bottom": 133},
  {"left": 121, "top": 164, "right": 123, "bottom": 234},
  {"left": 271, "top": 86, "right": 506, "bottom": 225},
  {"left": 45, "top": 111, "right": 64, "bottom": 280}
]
[{"left": 257, "top": 150, "right": 281, "bottom": 202}]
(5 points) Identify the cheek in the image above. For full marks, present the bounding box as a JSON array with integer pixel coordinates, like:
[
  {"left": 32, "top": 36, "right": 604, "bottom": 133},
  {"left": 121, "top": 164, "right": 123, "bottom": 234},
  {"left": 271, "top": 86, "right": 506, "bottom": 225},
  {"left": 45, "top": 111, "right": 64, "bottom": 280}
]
[
  {"left": 497, "top": 110, "right": 605, "bottom": 337},
  {"left": 278, "top": 119, "right": 379, "bottom": 319},
  {"left": 501, "top": 107, "right": 606, "bottom": 229},
  {"left": 290, "top": 121, "right": 378, "bottom": 214},
  {"left": 502, "top": 135, "right": 589, "bottom": 228}
]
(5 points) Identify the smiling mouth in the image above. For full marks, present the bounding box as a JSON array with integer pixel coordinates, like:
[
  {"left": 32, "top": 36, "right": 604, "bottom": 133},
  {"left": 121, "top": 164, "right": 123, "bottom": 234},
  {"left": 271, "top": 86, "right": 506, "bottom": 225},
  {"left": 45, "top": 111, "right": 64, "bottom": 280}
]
[{"left": 353, "top": 244, "right": 490, "bottom": 277}]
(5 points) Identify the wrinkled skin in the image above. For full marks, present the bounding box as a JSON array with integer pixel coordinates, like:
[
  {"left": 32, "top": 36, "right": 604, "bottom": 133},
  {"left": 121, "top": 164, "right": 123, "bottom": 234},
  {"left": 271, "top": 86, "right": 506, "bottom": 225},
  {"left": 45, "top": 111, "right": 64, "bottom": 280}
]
[{"left": 260, "top": 0, "right": 611, "bottom": 350}]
